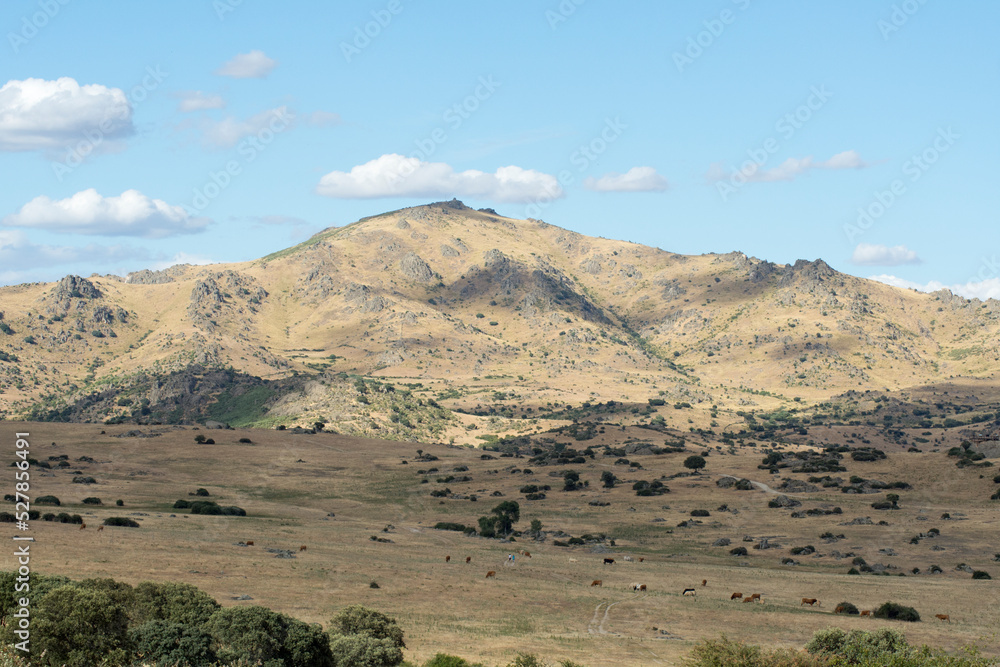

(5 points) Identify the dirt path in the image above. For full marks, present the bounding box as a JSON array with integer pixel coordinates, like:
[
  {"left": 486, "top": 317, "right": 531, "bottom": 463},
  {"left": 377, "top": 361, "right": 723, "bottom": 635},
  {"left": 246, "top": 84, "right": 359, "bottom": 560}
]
[{"left": 587, "top": 600, "right": 625, "bottom": 636}]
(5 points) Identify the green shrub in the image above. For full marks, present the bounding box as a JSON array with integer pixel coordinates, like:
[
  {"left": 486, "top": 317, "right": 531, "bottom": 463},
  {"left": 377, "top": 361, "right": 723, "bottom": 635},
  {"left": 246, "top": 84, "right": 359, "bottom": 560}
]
[
  {"left": 173, "top": 499, "right": 191, "bottom": 509},
  {"left": 833, "top": 601, "right": 859, "bottom": 615},
  {"left": 116, "top": 499, "right": 124, "bottom": 506},
  {"left": 103, "top": 517, "right": 140, "bottom": 527},
  {"left": 971, "top": 570, "right": 991, "bottom": 580},
  {"left": 32, "top": 585, "right": 131, "bottom": 667},
  {"left": 433, "top": 522, "right": 468, "bottom": 532},
  {"left": 328, "top": 604, "right": 405, "bottom": 648},
  {"left": 505, "top": 654, "right": 550, "bottom": 667},
  {"left": 328, "top": 633, "right": 403, "bottom": 667},
  {"left": 690, "top": 509, "right": 710, "bottom": 517},
  {"left": 424, "top": 654, "right": 484, "bottom": 667},
  {"left": 128, "top": 620, "right": 216, "bottom": 667},
  {"left": 194, "top": 488, "right": 210, "bottom": 496},
  {"left": 82, "top": 497, "right": 101, "bottom": 505},
  {"left": 730, "top": 546, "right": 748, "bottom": 556},
  {"left": 132, "top": 581, "right": 221, "bottom": 626},
  {"left": 35, "top": 495, "right": 61, "bottom": 505},
  {"left": 208, "top": 605, "right": 334, "bottom": 667},
  {"left": 873, "top": 601, "right": 921, "bottom": 622}
]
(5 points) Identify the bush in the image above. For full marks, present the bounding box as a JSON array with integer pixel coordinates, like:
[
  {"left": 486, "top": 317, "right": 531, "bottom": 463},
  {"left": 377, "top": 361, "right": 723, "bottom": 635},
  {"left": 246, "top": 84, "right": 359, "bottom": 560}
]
[
  {"left": 194, "top": 488, "right": 210, "bottom": 496},
  {"left": 103, "top": 517, "right": 140, "bottom": 527},
  {"left": 328, "top": 633, "right": 403, "bottom": 667},
  {"left": 730, "top": 546, "right": 748, "bottom": 556},
  {"left": 424, "top": 654, "right": 484, "bottom": 667},
  {"left": 971, "top": 570, "right": 991, "bottom": 580},
  {"left": 72, "top": 476, "right": 97, "bottom": 484},
  {"left": 505, "top": 655, "right": 550, "bottom": 667},
  {"left": 35, "top": 495, "right": 61, "bottom": 506},
  {"left": 133, "top": 581, "right": 221, "bottom": 626},
  {"left": 690, "top": 509, "right": 710, "bottom": 517},
  {"left": 173, "top": 499, "right": 190, "bottom": 509},
  {"left": 683, "top": 455, "right": 706, "bottom": 472},
  {"left": 873, "top": 601, "right": 921, "bottom": 622},
  {"left": 207, "top": 605, "right": 334, "bottom": 667},
  {"left": 328, "top": 604, "right": 405, "bottom": 648},
  {"left": 833, "top": 601, "right": 859, "bottom": 615},
  {"left": 434, "top": 522, "right": 473, "bottom": 536},
  {"left": 116, "top": 499, "right": 124, "bottom": 506},
  {"left": 806, "top": 627, "right": 908, "bottom": 661},
  {"left": 32, "top": 585, "right": 131, "bottom": 667},
  {"left": 129, "top": 620, "right": 217, "bottom": 666},
  {"left": 82, "top": 497, "right": 102, "bottom": 505}
]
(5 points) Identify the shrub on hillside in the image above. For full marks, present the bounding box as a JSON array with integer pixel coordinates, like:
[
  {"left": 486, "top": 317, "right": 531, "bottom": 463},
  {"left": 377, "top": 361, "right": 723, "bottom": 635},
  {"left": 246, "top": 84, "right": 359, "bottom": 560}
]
[
  {"left": 971, "top": 570, "right": 991, "bottom": 580},
  {"left": 833, "top": 601, "right": 859, "bottom": 615},
  {"left": 686, "top": 636, "right": 819, "bottom": 667},
  {"left": 690, "top": 509, "right": 710, "bottom": 517},
  {"left": 424, "top": 653, "right": 485, "bottom": 667},
  {"left": 35, "top": 495, "right": 61, "bottom": 505},
  {"left": 82, "top": 497, "right": 101, "bottom": 505},
  {"left": 873, "top": 602, "right": 920, "bottom": 622},
  {"left": 129, "top": 620, "right": 217, "bottom": 666},
  {"left": 730, "top": 546, "right": 748, "bottom": 556},
  {"left": 103, "top": 517, "right": 140, "bottom": 527},
  {"left": 31, "top": 585, "right": 131, "bottom": 667}
]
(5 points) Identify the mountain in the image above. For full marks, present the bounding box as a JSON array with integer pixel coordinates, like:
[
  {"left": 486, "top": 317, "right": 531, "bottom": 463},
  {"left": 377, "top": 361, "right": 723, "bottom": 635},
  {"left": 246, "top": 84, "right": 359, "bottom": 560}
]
[{"left": 1, "top": 200, "right": 998, "bottom": 438}]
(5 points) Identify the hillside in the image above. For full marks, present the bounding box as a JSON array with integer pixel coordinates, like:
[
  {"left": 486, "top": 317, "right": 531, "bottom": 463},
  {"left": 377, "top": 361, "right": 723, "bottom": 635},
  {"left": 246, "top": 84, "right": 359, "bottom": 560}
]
[{"left": 0, "top": 200, "right": 998, "bottom": 438}]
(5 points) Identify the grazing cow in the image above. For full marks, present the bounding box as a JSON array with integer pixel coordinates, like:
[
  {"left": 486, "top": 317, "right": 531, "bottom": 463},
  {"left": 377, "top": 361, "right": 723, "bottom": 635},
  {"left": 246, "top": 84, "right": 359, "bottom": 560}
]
[
  {"left": 97, "top": 525, "right": 104, "bottom": 532},
  {"left": 623, "top": 556, "right": 634, "bottom": 562},
  {"left": 445, "top": 555, "right": 451, "bottom": 563},
  {"left": 731, "top": 592, "right": 743, "bottom": 600},
  {"left": 701, "top": 579, "right": 707, "bottom": 587},
  {"left": 299, "top": 545, "right": 307, "bottom": 552},
  {"left": 682, "top": 588, "right": 696, "bottom": 596},
  {"left": 591, "top": 580, "right": 602, "bottom": 587},
  {"left": 246, "top": 540, "right": 253, "bottom": 546},
  {"left": 485, "top": 571, "right": 496, "bottom": 579},
  {"left": 860, "top": 610, "right": 872, "bottom": 617},
  {"left": 466, "top": 556, "right": 471, "bottom": 564},
  {"left": 638, "top": 557, "right": 645, "bottom": 563},
  {"left": 632, "top": 583, "right": 646, "bottom": 591},
  {"left": 834, "top": 605, "right": 846, "bottom": 614},
  {"left": 743, "top": 596, "right": 755, "bottom": 603},
  {"left": 79, "top": 523, "right": 86, "bottom": 530},
  {"left": 522, "top": 551, "right": 531, "bottom": 558},
  {"left": 801, "top": 598, "right": 818, "bottom": 606},
  {"left": 747, "top": 593, "right": 761, "bottom": 603},
  {"left": 603, "top": 558, "right": 615, "bottom": 565},
  {"left": 935, "top": 614, "right": 950, "bottom": 623}
]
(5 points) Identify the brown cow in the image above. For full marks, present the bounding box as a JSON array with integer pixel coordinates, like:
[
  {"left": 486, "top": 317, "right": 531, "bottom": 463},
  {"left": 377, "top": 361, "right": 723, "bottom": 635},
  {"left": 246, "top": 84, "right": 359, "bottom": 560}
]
[
  {"left": 860, "top": 610, "right": 872, "bottom": 617},
  {"left": 731, "top": 592, "right": 743, "bottom": 600},
  {"left": 486, "top": 571, "right": 496, "bottom": 579},
  {"left": 747, "top": 593, "right": 761, "bottom": 603},
  {"left": 638, "top": 557, "right": 645, "bottom": 562},
  {"left": 603, "top": 558, "right": 615, "bottom": 565},
  {"left": 246, "top": 540, "right": 254, "bottom": 546},
  {"left": 743, "top": 596, "right": 755, "bottom": 603},
  {"left": 834, "top": 605, "right": 846, "bottom": 614},
  {"left": 445, "top": 555, "right": 451, "bottom": 563},
  {"left": 522, "top": 551, "right": 531, "bottom": 558},
  {"left": 701, "top": 579, "right": 707, "bottom": 587},
  {"left": 97, "top": 525, "right": 104, "bottom": 532},
  {"left": 935, "top": 614, "right": 950, "bottom": 623},
  {"left": 801, "top": 598, "right": 819, "bottom": 606},
  {"left": 465, "top": 556, "right": 471, "bottom": 564},
  {"left": 299, "top": 545, "right": 307, "bottom": 552},
  {"left": 632, "top": 583, "right": 646, "bottom": 592},
  {"left": 79, "top": 523, "right": 86, "bottom": 530},
  {"left": 591, "top": 580, "right": 602, "bottom": 587}
]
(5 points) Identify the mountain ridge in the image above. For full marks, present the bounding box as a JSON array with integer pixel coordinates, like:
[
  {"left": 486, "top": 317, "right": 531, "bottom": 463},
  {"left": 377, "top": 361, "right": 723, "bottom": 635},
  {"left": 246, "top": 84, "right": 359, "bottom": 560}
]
[{"left": 1, "top": 200, "right": 997, "bottom": 435}]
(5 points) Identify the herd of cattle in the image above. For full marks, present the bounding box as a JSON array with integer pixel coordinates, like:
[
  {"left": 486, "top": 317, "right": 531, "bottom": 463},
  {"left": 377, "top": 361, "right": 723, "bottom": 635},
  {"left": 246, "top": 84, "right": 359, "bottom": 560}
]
[{"left": 239, "top": 543, "right": 954, "bottom": 622}]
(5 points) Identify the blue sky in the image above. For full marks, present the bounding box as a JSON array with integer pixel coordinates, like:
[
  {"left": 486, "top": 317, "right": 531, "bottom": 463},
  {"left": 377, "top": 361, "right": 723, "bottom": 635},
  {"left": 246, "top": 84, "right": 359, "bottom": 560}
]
[{"left": 1, "top": 1, "right": 997, "bottom": 298}]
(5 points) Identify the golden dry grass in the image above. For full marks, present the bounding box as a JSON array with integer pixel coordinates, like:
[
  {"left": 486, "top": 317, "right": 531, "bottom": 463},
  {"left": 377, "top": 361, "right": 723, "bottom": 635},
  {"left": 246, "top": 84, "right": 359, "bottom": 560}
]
[{"left": 5, "top": 421, "right": 998, "bottom": 666}]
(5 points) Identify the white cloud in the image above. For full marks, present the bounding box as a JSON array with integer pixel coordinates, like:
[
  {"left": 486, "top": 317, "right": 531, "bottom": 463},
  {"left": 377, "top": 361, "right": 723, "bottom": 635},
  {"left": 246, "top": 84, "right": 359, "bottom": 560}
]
[
  {"left": 215, "top": 50, "right": 277, "bottom": 79},
  {"left": 0, "top": 77, "right": 132, "bottom": 152},
  {"left": 176, "top": 91, "right": 225, "bottom": 112},
  {"left": 707, "top": 149, "right": 870, "bottom": 184},
  {"left": 584, "top": 167, "right": 669, "bottom": 193},
  {"left": 306, "top": 111, "right": 342, "bottom": 127},
  {"left": 0, "top": 229, "right": 151, "bottom": 285},
  {"left": 851, "top": 243, "right": 921, "bottom": 266},
  {"left": 869, "top": 274, "right": 1000, "bottom": 301},
  {"left": 317, "top": 153, "right": 563, "bottom": 203},
  {"left": 2, "top": 189, "right": 209, "bottom": 239},
  {"left": 198, "top": 106, "right": 294, "bottom": 149}
]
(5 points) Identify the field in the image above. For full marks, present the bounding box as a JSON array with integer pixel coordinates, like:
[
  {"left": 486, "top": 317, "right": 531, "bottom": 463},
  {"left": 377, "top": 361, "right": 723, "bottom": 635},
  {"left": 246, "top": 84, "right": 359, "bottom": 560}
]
[{"left": 5, "top": 420, "right": 999, "bottom": 666}]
